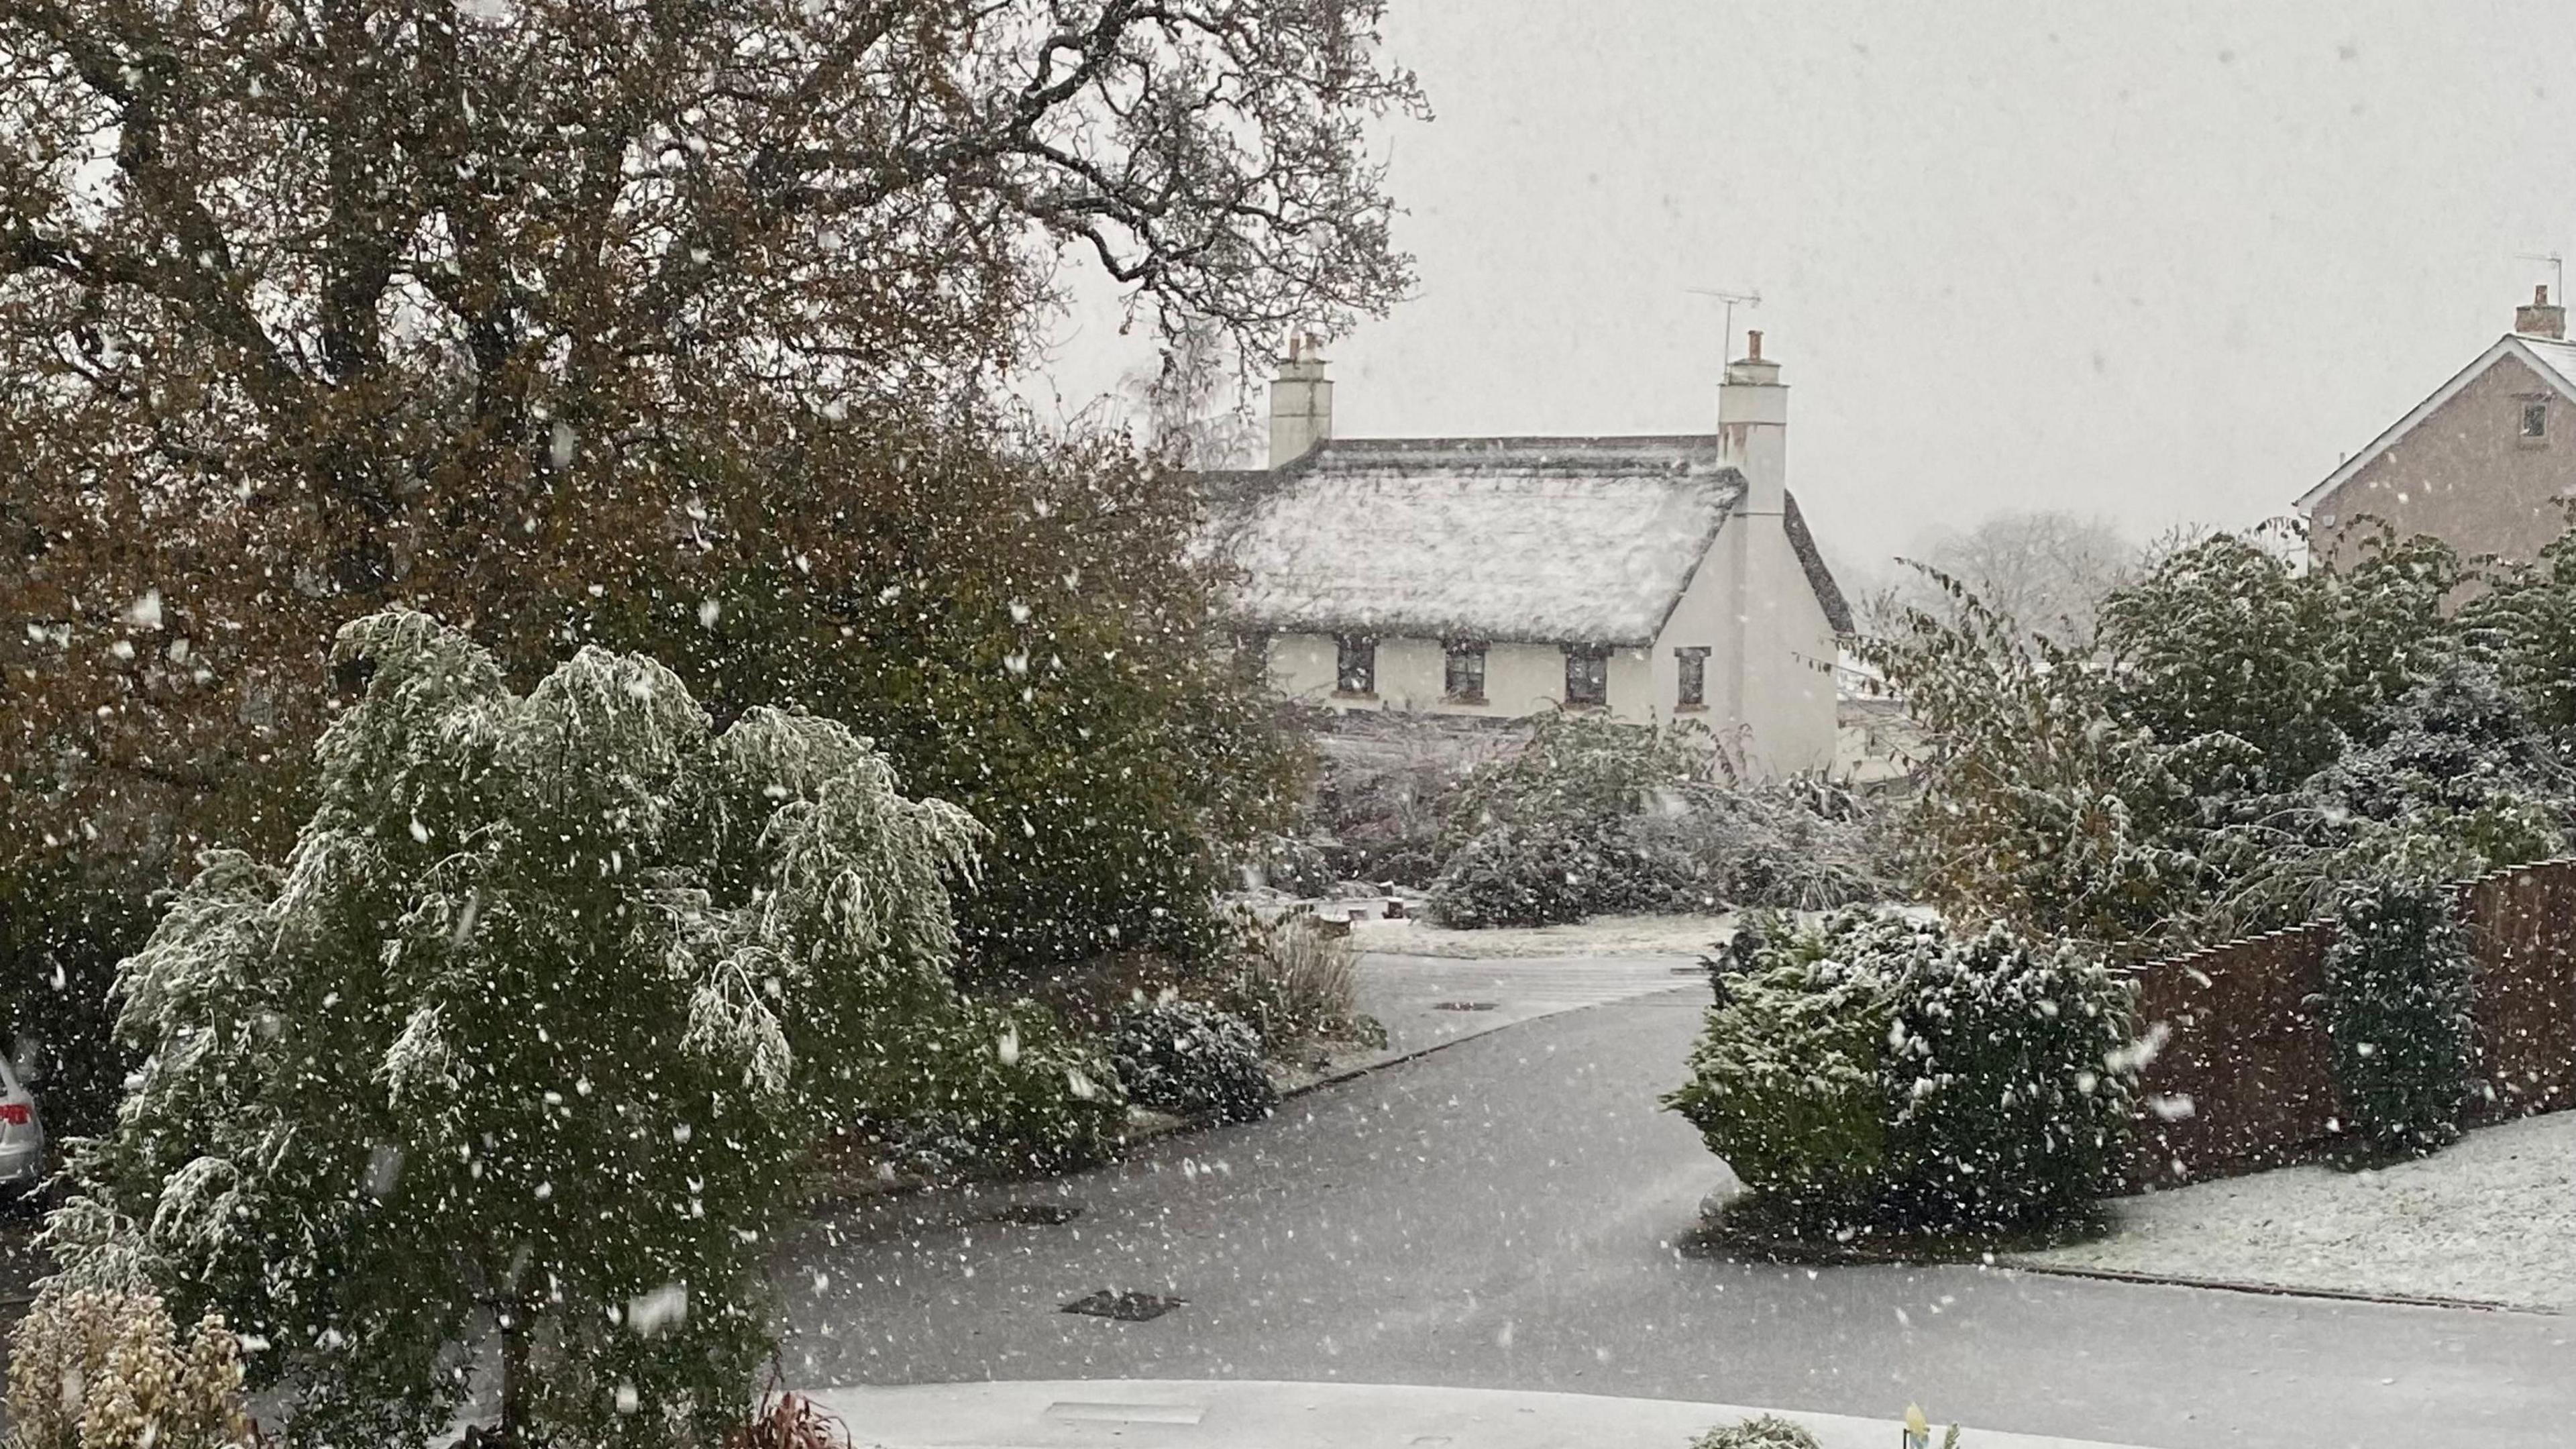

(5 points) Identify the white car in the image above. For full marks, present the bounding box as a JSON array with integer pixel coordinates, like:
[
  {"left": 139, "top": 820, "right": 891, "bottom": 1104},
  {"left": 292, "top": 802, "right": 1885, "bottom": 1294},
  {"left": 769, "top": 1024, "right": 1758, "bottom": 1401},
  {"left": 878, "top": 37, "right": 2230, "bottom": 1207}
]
[{"left": 0, "top": 1055, "right": 44, "bottom": 1200}]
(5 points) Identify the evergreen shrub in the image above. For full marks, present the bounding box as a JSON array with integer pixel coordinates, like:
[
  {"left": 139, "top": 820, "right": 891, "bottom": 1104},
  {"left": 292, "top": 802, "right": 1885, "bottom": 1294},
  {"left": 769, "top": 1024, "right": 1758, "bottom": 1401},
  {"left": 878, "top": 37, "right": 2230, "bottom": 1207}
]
[
  {"left": 1109, "top": 998, "right": 1276, "bottom": 1123},
  {"left": 1666, "top": 910, "right": 2137, "bottom": 1239},
  {"left": 2322, "top": 878, "right": 2475, "bottom": 1159}
]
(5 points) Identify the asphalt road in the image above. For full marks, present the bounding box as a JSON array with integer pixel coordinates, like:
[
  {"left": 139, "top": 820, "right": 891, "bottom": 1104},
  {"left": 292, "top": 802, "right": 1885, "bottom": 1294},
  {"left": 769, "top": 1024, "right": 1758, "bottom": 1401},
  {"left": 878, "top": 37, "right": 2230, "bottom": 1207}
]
[{"left": 781, "top": 985, "right": 2576, "bottom": 1449}]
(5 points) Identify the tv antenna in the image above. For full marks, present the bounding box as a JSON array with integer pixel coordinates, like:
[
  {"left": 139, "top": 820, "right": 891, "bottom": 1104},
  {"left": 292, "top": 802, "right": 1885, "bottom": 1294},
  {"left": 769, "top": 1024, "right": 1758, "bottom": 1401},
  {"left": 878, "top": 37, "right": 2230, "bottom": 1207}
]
[
  {"left": 2518, "top": 251, "right": 2564, "bottom": 301},
  {"left": 1686, "top": 287, "right": 1762, "bottom": 360}
]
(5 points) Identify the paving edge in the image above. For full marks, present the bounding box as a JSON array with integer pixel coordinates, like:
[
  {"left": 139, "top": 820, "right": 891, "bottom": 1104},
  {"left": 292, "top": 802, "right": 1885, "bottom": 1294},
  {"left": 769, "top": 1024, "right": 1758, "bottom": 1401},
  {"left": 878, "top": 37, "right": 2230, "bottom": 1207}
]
[
  {"left": 1996, "top": 1259, "right": 2564, "bottom": 1316},
  {"left": 1695, "top": 1209, "right": 2568, "bottom": 1318}
]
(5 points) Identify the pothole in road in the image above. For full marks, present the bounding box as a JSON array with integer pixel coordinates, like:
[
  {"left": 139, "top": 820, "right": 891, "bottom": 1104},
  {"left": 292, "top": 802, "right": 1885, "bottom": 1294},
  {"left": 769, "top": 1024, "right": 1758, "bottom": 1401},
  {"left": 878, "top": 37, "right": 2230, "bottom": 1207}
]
[
  {"left": 1432, "top": 1000, "right": 1498, "bottom": 1012},
  {"left": 1061, "top": 1289, "right": 1185, "bottom": 1322}
]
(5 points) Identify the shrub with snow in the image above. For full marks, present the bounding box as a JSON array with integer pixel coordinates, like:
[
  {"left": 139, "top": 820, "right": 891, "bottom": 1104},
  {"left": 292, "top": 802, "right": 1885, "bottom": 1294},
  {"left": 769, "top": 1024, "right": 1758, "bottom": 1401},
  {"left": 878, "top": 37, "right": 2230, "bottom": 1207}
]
[
  {"left": 1424, "top": 714, "right": 1890, "bottom": 929},
  {"left": 1688, "top": 1414, "right": 1823, "bottom": 1449},
  {"left": 5, "top": 1287, "right": 254, "bottom": 1449},
  {"left": 863, "top": 1000, "right": 1126, "bottom": 1177},
  {"left": 1666, "top": 910, "right": 2137, "bottom": 1239},
  {"left": 39, "top": 609, "right": 1075, "bottom": 1449},
  {"left": 1664, "top": 924, "right": 1898, "bottom": 1224},
  {"left": 1426, "top": 822, "right": 1623, "bottom": 928},
  {"left": 1632, "top": 777, "right": 1892, "bottom": 914},
  {"left": 1214, "top": 908, "right": 1383, "bottom": 1053},
  {"left": 1690, "top": 1413, "right": 1834, "bottom": 1444},
  {"left": 1241, "top": 833, "right": 1338, "bottom": 898},
  {"left": 2322, "top": 878, "right": 2475, "bottom": 1160},
  {"left": 1882, "top": 922, "right": 2139, "bottom": 1232},
  {"left": 1110, "top": 998, "right": 1277, "bottom": 1123}
]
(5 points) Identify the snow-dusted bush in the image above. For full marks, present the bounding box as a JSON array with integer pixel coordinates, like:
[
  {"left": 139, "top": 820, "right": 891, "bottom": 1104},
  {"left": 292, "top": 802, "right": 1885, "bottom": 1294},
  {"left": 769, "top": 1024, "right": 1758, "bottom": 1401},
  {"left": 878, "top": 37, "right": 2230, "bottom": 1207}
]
[
  {"left": 863, "top": 1000, "right": 1126, "bottom": 1177},
  {"left": 1666, "top": 911, "right": 2137, "bottom": 1238},
  {"left": 1240, "top": 833, "right": 1338, "bottom": 898},
  {"left": 1868, "top": 531, "right": 2518, "bottom": 953},
  {"left": 2323, "top": 879, "right": 2474, "bottom": 1160},
  {"left": 1109, "top": 998, "right": 1276, "bottom": 1123},
  {"left": 1688, "top": 1413, "right": 1823, "bottom": 1449},
  {"left": 1309, "top": 717, "right": 1495, "bottom": 886},
  {"left": 1215, "top": 909, "right": 1382, "bottom": 1052},
  {"left": 1424, "top": 714, "right": 1891, "bottom": 929},
  {"left": 1425, "top": 822, "right": 1620, "bottom": 928},
  {"left": 574, "top": 421, "right": 1309, "bottom": 991},
  {"left": 1664, "top": 921, "right": 1898, "bottom": 1223},
  {"left": 1882, "top": 923, "right": 2138, "bottom": 1232},
  {"left": 1435, "top": 711, "right": 1705, "bottom": 859},
  {"left": 40, "top": 609, "right": 1050, "bottom": 1449},
  {"left": 1633, "top": 777, "right": 1894, "bottom": 914},
  {"left": 5, "top": 1287, "right": 253, "bottom": 1449},
  {"left": 2206, "top": 658, "right": 2572, "bottom": 934}
]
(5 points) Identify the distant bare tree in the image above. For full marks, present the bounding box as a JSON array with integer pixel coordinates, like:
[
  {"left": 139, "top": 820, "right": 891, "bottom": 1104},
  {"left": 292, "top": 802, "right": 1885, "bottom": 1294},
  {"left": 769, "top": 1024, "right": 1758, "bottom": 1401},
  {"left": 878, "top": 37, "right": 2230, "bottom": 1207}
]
[
  {"left": 1874, "top": 511, "right": 2141, "bottom": 644},
  {"left": 1124, "top": 317, "right": 1267, "bottom": 470}
]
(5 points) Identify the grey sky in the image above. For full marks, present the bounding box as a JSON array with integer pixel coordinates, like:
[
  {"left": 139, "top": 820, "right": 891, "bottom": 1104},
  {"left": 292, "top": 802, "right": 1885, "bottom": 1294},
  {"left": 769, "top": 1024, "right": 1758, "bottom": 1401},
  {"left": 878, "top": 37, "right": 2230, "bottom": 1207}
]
[{"left": 1044, "top": 1, "right": 2576, "bottom": 582}]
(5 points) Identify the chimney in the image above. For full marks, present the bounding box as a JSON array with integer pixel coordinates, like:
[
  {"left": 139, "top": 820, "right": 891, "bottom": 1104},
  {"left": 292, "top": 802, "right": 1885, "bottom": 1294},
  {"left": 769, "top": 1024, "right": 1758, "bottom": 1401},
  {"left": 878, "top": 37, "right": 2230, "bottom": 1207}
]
[
  {"left": 1717, "top": 329, "right": 1787, "bottom": 515},
  {"left": 1268, "top": 333, "right": 1334, "bottom": 468},
  {"left": 2518, "top": 284, "right": 2566, "bottom": 340}
]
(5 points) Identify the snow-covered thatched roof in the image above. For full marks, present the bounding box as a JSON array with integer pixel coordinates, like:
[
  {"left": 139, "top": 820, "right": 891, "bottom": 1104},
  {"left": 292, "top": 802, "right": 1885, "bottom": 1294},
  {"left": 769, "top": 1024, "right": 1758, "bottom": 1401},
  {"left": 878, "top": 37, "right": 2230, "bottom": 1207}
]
[{"left": 1202, "top": 436, "right": 1849, "bottom": 646}]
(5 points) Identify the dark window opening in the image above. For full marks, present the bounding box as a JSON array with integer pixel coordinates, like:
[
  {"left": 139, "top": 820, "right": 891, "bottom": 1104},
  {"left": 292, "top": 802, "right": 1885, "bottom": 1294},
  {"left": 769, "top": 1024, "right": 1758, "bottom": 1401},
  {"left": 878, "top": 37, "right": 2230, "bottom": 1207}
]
[
  {"left": 1564, "top": 647, "right": 1608, "bottom": 706},
  {"left": 1676, "top": 647, "right": 1709, "bottom": 708},
  {"left": 2525, "top": 399, "right": 2550, "bottom": 439},
  {"left": 1335, "top": 634, "right": 1377, "bottom": 695},
  {"left": 1444, "top": 641, "right": 1487, "bottom": 701}
]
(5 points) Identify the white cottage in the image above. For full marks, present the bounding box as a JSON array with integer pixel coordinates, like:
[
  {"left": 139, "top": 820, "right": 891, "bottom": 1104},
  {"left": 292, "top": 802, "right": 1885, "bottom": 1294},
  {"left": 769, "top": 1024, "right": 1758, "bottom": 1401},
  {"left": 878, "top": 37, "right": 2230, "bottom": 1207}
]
[{"left": 1203, "top": 333, "right": 1851, "bottom": 776}]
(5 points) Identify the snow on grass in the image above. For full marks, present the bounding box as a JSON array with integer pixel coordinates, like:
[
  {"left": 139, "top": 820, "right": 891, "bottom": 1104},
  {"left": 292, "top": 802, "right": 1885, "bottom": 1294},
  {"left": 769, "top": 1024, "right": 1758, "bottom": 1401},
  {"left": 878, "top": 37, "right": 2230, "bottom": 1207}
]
[{"left": 2013, "top": 1110, "right": 2576, "bottom": 1311}]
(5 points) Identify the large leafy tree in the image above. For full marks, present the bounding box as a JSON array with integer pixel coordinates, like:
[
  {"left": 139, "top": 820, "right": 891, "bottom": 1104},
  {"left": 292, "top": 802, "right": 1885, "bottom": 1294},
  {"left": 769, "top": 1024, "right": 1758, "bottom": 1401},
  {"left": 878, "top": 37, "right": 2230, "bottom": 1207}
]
[
  {"left": 0, "top": 0, "right": 1421, "bottom": 863},
  {"left": 1861, "top": 573, "right": 2196, "bottom": 949},
  {"left": 1872, "top": 523, "right": 2569, "bottom": 952},
  {"left": 44, "top": 610, "right": 1114, "bottom": 1448},
  {"left": 567, "top": 414, "right": 1307, "bottom": 982}
]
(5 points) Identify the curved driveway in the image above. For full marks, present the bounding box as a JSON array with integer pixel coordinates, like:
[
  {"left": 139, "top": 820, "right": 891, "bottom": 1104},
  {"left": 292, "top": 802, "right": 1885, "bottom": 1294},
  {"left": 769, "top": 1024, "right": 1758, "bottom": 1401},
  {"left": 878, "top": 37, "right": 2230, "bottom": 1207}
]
[{"left": 782, "top": 979, "right": 2576, "bottom": 1449}]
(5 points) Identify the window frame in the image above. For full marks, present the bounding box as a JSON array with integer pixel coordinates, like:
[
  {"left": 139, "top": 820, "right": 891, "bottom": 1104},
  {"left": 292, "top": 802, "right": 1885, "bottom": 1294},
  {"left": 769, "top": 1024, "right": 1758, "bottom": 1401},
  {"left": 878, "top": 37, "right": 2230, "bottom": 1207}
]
[
  {"left": 2522, "top": 394, "right": 2551, "bottom": 444},
  {"left": 1674, "top": 645, "right": 1710, "bottom": 710},
  {"left": 1334, "top": 633, "right": 1377, "bottom": 697},
  {"left": 1442, "top": 639, "right": 1488, "bottom": 704},
  {"left": 1563, "top": 645, "right": 1609, "bottom": 708}
]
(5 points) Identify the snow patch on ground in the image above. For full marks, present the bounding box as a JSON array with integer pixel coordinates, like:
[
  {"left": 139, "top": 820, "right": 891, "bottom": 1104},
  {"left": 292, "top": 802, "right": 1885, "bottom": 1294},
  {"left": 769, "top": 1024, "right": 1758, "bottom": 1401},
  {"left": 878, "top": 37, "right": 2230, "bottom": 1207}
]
[
  {"left": 2015, "top": 1110, "right": 2576, "bottom": 1311},
  {"left": 1347, "top": 911, "right": 1731, "bottom": 959}
]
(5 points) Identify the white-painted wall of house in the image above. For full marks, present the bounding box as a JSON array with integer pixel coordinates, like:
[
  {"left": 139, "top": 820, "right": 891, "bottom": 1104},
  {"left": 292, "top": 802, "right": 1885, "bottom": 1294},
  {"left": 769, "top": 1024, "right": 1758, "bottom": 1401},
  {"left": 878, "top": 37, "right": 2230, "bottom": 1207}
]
[
  {"left": 1735, "top": 519, "right": 1839, "bottom": 773},
  {"left": 1242, "top": 333, "right": 1837, "bottom": 776},
  {"left": 1265, "top": 633, "right": 1656, "bottom": 719},
  {"left": 1644, "top": 523, "right": 1740, "bottom": 731}
]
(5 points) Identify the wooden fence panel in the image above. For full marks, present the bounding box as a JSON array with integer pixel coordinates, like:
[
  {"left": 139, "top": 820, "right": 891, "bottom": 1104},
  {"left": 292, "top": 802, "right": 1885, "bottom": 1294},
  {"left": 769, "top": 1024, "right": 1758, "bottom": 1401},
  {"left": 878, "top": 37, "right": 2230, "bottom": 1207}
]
[
  {"left": 2123, "top": 857, "right": 2576, "bottom": 1191},
  {"left": 2459, "top": 860, "right": 2576, "bottom": 1121},
  {"left": 2125, "top": 922, "right": 2341, "bottom": 1187}
]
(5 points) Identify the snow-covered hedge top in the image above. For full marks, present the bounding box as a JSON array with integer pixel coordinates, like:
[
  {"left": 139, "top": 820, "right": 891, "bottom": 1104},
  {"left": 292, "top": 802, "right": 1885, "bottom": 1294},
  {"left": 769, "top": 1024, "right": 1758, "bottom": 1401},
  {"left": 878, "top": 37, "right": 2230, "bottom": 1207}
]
[{"left": 1205, "top": 436, "right": 1746, "bottom": 645}]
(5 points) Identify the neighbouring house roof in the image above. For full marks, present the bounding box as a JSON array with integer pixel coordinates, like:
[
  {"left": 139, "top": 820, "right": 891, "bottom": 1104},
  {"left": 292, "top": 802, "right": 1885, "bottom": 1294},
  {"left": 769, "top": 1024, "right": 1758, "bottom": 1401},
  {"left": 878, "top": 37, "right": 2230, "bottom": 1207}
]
[
  {"left": 1201, "top": 435, "right": 1852, "bottom": 647},
  {"left": 2297, "top": 333, "right": 2576, "bottom": 513}
]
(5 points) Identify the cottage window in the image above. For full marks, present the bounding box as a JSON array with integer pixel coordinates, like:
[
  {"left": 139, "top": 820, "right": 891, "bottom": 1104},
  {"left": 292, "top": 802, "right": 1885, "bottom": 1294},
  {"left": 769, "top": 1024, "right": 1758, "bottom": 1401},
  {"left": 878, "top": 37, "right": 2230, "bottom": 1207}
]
[
  {"left": 1674, "top": 647, "right": 1709, "bottom": 709},
  {"left": 1444, "top": 640, "right": 1487, "bottom": 702},
  {"left": 2525, "top": 398, "right": 2551, "bottom": 440},
  {"left": 1334, "top": 634, "right": 1377, "bottom": 696},
  {"left": 1564, "top": 647, "right": 1609, "bottom": 707}
]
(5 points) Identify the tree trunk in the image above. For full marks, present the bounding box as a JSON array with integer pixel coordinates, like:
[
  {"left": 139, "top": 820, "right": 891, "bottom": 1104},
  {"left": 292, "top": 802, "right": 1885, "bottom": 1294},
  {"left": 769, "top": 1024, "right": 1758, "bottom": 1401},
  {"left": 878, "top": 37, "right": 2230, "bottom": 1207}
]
[{"left": 499, "top": 1297, "right": 532, "bottom": 1448}]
